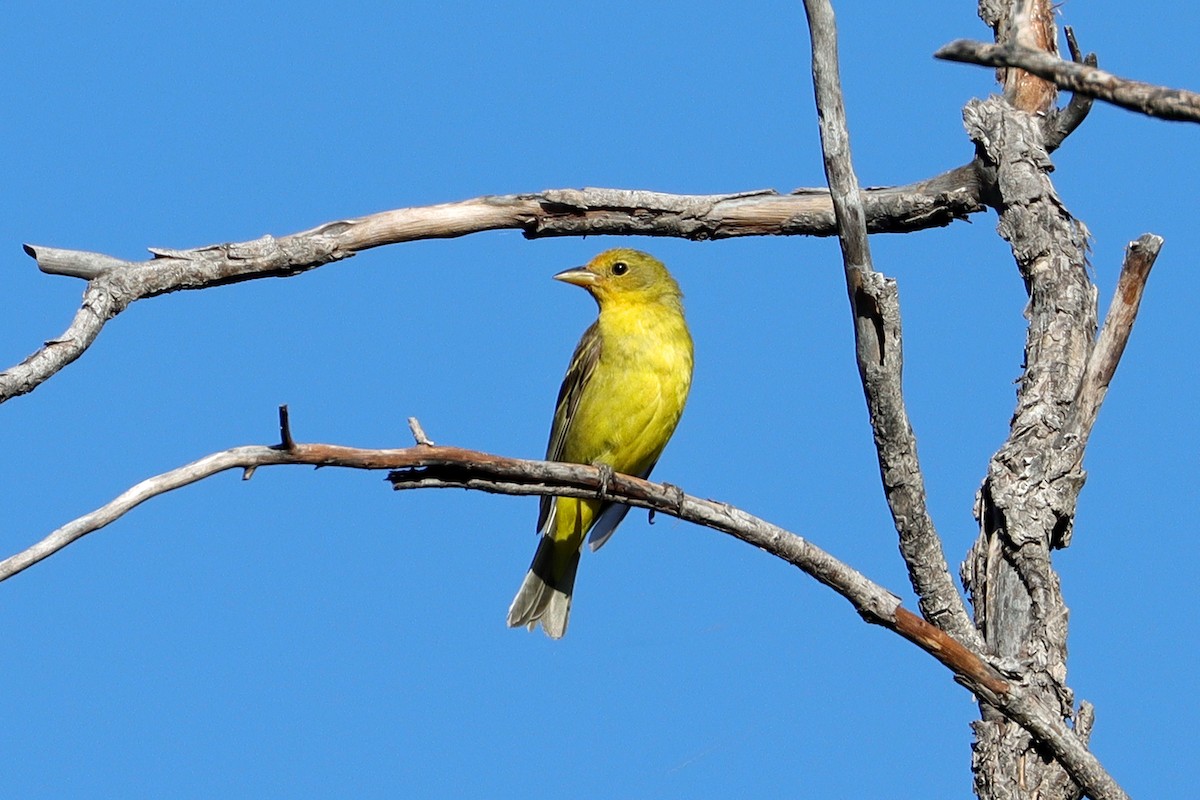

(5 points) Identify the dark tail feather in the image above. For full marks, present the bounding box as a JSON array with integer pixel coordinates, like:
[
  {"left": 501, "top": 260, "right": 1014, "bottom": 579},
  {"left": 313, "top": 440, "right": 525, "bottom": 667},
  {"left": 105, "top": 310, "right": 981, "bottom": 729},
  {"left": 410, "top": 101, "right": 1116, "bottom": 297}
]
[{"left": 506, "top": 536, "right": 581, "bottom": 639}]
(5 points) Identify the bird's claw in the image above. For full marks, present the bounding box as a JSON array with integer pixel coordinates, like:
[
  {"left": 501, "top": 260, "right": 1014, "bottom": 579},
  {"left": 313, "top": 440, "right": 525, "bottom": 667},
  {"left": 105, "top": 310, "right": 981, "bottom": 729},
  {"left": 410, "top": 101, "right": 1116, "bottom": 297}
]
[
  {"left": 663, "top": 482, "right": 686, "bottom": 514},
  {"left": 594, "top": 463, "right": 614, "bottom": 500},
  {"left": 650, "top": 483, "right": 685, "bottom": 525}
]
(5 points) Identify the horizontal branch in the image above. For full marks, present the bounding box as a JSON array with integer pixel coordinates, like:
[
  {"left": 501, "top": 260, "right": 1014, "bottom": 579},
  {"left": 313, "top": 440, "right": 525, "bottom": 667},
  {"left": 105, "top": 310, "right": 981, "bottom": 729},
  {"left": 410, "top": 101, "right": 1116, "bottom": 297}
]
[
  {"left": 0, "top": 425, "right": 1119, "bottom": 798},
  {"left": 1, "top": 172, "right": 984, "bottom": 407},
  {"left": 0, "top": 431, "right": 999, "bottom": 691},
  {"left": 936, "top": 39, "right": 1200, "bottom": 123}
]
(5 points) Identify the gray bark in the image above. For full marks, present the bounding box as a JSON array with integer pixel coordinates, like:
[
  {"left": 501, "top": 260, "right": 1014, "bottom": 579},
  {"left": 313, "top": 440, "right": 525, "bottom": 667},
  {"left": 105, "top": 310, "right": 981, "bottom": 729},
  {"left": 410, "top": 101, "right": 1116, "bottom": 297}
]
[
  {"left": 961, "top": 95, "right": 1097, "bottom": 800},
  {"left": 937, "top": 38, "right": 1200, "bottom": 123},
  {"left": 4, "top": 176, "right": 986, "bottom": 406}
]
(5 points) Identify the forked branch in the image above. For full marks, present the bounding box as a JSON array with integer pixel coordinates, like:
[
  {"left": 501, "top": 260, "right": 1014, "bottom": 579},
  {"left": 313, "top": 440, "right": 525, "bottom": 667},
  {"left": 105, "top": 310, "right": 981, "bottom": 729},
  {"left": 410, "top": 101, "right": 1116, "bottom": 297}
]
[
  {"left": 804, "top": 0, "right": 976, "bottom": 647},
  {"left": 1046, "top": 233, "right": 1163, "bottom": 549}
]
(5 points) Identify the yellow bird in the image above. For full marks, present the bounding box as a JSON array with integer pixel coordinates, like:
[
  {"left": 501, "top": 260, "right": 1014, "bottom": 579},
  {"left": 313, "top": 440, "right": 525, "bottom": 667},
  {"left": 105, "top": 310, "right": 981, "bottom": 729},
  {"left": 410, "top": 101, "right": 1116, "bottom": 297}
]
[{"left": 507, "top": 249, "right": 694, "bottom": 638}]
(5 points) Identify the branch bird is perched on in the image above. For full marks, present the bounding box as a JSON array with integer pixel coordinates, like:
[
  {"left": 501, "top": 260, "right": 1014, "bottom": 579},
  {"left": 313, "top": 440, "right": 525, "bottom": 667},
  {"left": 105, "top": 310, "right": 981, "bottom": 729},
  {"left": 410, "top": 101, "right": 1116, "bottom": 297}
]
[{"left": 507, "top": 249, "right": 694, "bottom": 638}]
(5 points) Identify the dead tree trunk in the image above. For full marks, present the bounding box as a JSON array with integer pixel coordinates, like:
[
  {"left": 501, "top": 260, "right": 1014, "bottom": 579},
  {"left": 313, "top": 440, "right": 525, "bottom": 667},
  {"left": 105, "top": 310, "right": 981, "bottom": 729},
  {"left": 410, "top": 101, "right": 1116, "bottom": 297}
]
[{"left": 964, "top": 3, "right": 1095, "bottom": 797}]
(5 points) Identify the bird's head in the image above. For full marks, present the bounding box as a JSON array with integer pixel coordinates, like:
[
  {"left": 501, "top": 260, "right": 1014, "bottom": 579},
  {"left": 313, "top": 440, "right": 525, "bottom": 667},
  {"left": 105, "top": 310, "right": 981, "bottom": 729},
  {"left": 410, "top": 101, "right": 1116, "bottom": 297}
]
[{"left": 554, "top": 249, "right": 683, "bottom": 308}]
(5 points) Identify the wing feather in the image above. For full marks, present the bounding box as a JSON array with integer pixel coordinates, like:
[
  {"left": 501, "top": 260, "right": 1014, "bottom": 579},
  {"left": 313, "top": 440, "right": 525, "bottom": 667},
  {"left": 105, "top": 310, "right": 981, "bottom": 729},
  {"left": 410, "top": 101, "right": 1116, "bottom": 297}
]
[{"left": 536, "top": 320, "right": 602, "bottom": 534}]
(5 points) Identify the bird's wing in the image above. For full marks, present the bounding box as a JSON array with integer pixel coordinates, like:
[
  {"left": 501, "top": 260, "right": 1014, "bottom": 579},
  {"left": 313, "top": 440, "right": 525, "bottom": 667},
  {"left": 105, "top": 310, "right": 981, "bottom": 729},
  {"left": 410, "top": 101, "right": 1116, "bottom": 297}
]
[{"left": 536, "top": 320, "right": 602, "bottom": 534}]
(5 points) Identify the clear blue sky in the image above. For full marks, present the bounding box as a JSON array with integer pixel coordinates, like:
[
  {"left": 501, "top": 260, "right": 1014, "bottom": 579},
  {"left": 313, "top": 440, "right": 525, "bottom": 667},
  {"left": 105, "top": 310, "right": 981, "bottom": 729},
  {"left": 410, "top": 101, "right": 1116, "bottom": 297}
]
[{"left": 2, "top": 2, "right": 1196, "bottom": 797}]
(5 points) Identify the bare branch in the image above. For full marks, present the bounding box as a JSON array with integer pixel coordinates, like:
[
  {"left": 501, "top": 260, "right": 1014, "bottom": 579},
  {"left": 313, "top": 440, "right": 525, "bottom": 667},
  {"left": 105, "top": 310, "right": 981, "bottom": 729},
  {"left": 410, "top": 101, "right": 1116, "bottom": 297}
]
[
  {"left": 0, "top": 433, "right": 1123, "bottom": 798},
  {"left": 1043, "top": 27, "right": 1098, "bottom": 152},
  {"left": 936, "top": 39, "right": 1200, "bottom": 123},
  {"left": 24, "top": 244, "right": 129, "bottom": 279},
  {"left": 805, "top": 0, "right": 870, "bottom": 270},
  {"left": 803, "top": 0, "right": 977, "bottom": 647},
  {"left": 1067, "top": 233, "right": 1162, "bottom": 440},
  {"left": 0, "top": 280, "right": 123, "bottom": 403},
  {"left": 0, "top": 436, "right": 1007, "bottom": 707},
  {"left": 0, "top": 442, "right": 896, "bottom": 617},
  {"left": 1046, "top": 233, "right": 1163, "bottom": 550},
  {"left": 3, "top": 176, "right": 986, "bottom": 407}
]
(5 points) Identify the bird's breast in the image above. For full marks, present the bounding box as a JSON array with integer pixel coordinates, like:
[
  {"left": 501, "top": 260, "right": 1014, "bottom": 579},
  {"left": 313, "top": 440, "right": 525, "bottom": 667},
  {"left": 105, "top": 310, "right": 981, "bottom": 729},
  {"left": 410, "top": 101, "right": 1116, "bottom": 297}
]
[{"left": 560, "top": 302, "right": 693, "bottom": 472}]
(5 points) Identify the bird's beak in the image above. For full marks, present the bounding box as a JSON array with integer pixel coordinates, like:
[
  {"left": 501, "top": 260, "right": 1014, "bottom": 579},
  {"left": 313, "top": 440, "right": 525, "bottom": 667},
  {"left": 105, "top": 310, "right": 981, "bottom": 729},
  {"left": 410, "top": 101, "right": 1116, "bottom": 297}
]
[{"left": 553, "top": 266, "right": 599, "bottom": 287}]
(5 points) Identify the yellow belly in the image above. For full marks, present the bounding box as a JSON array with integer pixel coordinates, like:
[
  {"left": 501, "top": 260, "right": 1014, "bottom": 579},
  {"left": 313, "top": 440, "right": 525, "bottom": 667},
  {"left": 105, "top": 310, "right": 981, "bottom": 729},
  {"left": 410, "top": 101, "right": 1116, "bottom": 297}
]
[{"left": 551, "top": 300, "right": 693, "bottom": 543}]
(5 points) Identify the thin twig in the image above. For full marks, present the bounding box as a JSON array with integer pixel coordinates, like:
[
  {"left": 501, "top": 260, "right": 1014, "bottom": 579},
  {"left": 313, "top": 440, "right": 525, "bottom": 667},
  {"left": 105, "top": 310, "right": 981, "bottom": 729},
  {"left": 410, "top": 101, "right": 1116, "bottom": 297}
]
[
  {"left": 0, "top": 439, "right": 893, "bottom": 628},
  {"left": 803, "top": 0, "right": 977, "bottom": 647},
  {"left": 0, "top": 436, "right": 984, "bottom": 688},
  {"left": 936, "top": 39, "right": 1200, "bottom": 123},
  {"left": 407, "top": 417, "right": 434, "bottom": 447},
  {"left": 1043, "top": 27, "right": 1097, "bottom": 152},
  {"left": 278, "top": 404, "right": 295, "bottom": 450},
  {"left": 1064, "top": 27, "right": 1083, "bottom": 63}
]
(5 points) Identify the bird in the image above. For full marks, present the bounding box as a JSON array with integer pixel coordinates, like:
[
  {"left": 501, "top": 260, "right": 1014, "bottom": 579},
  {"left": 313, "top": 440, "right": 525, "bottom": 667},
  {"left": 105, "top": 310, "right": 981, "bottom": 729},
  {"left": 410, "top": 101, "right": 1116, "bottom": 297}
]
[{"left": 507, "top": 248, "right": 694, "bottom": 638}]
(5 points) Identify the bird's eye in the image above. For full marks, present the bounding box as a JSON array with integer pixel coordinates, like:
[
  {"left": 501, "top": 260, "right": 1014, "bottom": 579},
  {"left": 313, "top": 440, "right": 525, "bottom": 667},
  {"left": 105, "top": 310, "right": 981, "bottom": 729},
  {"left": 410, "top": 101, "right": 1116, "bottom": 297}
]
[{"left": 611, "top": 261, "right": 629, "bottom": 276}]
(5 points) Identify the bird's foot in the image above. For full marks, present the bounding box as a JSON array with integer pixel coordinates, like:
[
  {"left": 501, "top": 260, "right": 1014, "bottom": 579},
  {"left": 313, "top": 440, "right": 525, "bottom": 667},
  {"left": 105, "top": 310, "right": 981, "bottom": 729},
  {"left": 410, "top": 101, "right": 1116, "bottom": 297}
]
[
  {"left": 649, "top": 482, "right": 686, "bottom": 525},
  {"left": 663, "top": 482, "right": 686, "bottom": 514},
  {"left": 593, "top": 462, "right": 614, "bottom": 500}
]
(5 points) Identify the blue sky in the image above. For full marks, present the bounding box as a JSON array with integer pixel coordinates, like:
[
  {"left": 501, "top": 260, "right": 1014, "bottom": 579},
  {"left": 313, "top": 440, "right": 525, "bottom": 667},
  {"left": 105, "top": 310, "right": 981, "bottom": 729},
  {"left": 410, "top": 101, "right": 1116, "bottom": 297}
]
[{"left": 2, "top": 2, "right": 1197, "bottom": 797}]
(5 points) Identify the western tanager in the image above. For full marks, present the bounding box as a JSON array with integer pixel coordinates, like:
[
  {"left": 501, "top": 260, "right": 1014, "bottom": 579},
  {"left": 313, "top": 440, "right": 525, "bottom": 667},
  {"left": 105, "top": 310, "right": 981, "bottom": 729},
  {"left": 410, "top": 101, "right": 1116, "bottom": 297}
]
[{"left": 507, "top": 249, "right": 694, "bottom": 638}]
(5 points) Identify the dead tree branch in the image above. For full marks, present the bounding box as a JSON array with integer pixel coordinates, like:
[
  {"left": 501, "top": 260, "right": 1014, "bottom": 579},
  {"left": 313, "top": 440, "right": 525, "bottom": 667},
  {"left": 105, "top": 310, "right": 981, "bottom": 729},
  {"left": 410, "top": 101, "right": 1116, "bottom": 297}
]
[
  {"left": 1043, "top": 27, "right": 1098, "bottom": 151},
  {"left": 803, "top": 0, "right": 977, "bottom": 648},
  {"left": 976, "top": 0, "right": 1060, "bottom": 114},
  {"left": 2, "top": 176, "right": 991, "bottom": 407},
  {"left": 936, "top": 38, "right": 1200, "bottom": 123},
  {"left": 1025, "top": 232, "right": 1163, "bottom": 554},
  {"left": 0, "top": 437, "right": 915, "bottom": 655},
  {"left": 1064, "top": 233, "right": 1162, "bottom": 447},
  {"left": 0, "top": 424, "right": 1124, "bottom": 799}
]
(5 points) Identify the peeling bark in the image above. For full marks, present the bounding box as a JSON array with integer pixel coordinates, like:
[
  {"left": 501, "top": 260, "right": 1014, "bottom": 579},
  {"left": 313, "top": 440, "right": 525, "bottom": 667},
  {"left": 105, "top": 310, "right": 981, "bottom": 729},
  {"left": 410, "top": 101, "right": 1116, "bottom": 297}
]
[{"left": 962, "top": 95, "right": 1096, "bottom": 800}]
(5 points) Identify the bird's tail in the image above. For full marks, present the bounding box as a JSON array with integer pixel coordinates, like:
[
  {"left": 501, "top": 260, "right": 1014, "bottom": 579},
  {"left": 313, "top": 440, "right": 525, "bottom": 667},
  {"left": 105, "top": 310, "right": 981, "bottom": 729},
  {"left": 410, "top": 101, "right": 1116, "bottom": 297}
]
[{"left": 506, "top": 535, "right": 581, "bottom": 639}]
